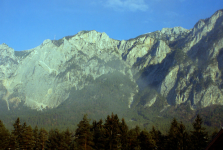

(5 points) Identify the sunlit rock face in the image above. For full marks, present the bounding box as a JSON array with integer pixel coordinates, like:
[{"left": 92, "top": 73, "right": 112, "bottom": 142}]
[
  {"left": 0, "top": 9, "right": 223, "bottom": 111},
  {"left": 0, "top": 31, "right": 137, "bottom": 110},
  {"left": 130, "top": 9, "right": 223, "bottom": 109}
]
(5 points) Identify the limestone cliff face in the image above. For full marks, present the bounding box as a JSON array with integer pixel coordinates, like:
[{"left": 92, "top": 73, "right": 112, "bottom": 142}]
[
  {"left": 128, "top": 9, "right": 223, "bottom": 109},
  {"left": 0, "top": 9, "right": 223, "bottom": 111},
  {"left": 0, "top": 31, "right": 136, "bottom": 110}
]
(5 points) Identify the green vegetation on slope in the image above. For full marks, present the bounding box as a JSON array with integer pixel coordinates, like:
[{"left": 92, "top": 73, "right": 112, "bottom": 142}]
[{"left": 0, "top": 71, "right": 139, "bottom": 131}]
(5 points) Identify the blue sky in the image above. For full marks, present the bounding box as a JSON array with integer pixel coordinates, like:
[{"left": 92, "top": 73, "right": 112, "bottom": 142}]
[{"left": 0, "top": 0, "right": 222, "bottom": 51}]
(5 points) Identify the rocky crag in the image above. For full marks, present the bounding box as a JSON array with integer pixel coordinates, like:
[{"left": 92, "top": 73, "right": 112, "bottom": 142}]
[{"left": 0, "top": 9, "right": 223, "bottom": 114}]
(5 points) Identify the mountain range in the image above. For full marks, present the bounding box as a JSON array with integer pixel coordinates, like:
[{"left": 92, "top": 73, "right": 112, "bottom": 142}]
[{"left": 0, "top": 9, "right": 223, "bottom": 129}]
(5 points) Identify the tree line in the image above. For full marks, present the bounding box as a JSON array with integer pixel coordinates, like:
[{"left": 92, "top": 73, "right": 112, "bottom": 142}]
[{"left": 0, "top": 113, "right": 217, "bottom": 150}]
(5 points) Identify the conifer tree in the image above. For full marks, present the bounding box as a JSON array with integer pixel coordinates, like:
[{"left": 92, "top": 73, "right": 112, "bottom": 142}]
[
  {"left": 62, "top": 128, "right": 72, "bottom": 149},
  {"left": 33, "top": 125, "right": 39, "bottom": 150},
  {"left": 7, "top": 133, "right": 19, "bottom": 150},
  {"left": 20, "top": 123, "right": 35, "bottom": 149},
  {"left": 190, "top": 114, "right": 208, "bottom": 150},
  {"left": 11, "top": 117, "right": 22, "bottom": 148},
  {"left": 165, "top": 118, "right": 192, "bottom": 150},
  {"left": 70, "top": 140, "right": 79, "bottom": 150},
  {"left": 119, "top": 118, "right": 129, "bottom": 150},
  {"left": 75, "top": 114, "right": 94, "bottom": 150},
  {"left": 165, "top": 118, "right": 179, "bottom": 150},
  {"left": 58, "top": 132, "right": 69, "bottom": 150},
  {"left": 138, "top": 129, "right": 156, "bottom": 150},
  {"left": 46, "top": 128, "right": 61, "bottom": 149},
  {"left": 0, "top": 120, "right": 10, "bottom": 149},
  {"left": 127, "top": 126, "right": 141, "bottom": 150},
  {"left": 178, "top": 122, "right": 191, "bottom": 150},
  {"left": 92, "top": 119, "right": 105, "bottom": 150},
  {"left": 150, "top": 126, "right": 164, "bottom": 150},
  {"left": 104, "top": 113, "right": 121, "bottom": 150},
  {"left": 46, "top": 128, "right": 70, "bottom": 150},
  {"left": 19, "top": 122, "right": 27, "bottom": 149},
  {"left": 38, "top": 128, "right": 48, "bottom": 150}
]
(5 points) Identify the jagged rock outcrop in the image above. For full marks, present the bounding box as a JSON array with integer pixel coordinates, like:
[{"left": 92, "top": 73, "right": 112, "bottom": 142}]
[
  {"left": 0, "top": 9, "right": 223, "bottom": 112},
  {"left": 130, "top": 9, "right": 223, "bottom": 109}
]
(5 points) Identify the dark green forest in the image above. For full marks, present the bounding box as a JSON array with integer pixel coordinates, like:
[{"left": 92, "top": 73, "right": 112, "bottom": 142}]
[{"left": 0, "top": 113, "right": 220, "bottom": 150}]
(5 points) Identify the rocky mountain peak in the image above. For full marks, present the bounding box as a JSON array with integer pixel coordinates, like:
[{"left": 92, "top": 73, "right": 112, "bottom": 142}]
[
  {"left": 42, "top": 39, "right": 53, "bottom": 45},
  {"left": 193, "top": 9, "right": 223, "bottom": 32},
  {"left": 0, "top": 43, "right": 16, "bottom": 59},
  {"left": 160, "top": 26, "right": 189, "bottom": 35}
]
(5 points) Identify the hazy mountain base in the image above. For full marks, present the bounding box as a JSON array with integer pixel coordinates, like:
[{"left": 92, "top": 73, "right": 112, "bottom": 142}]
[
  {"left": 0, "top": 69, "right": 185, "bottom": 132},
  {"left": 0, "top": 82, "right": 221, "bottom": 134},
  {"left": 0, "top": 71, "right": 142, "bottom": 131},
  {"left": 0, "top": 99, "right": 219, "bottom": 135}
]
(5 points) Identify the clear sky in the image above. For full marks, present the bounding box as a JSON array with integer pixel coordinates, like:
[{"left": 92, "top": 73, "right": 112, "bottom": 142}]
[{"left": 0, "top": 0, "right": 222, "bottom": 51}]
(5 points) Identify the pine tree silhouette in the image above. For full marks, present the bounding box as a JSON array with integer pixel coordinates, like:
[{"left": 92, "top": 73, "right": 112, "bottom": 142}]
[
  {"left": 0, "top": 120, "right": 10, "bottom": 149},
  {"left": 104, "top": 113, "right": 121, "bottom": 150},
  {"left": 128, "top": 125, "right": 141, "bottom": 150},
  {"left": 20, "top": 124, "right": 35, "bottom": 149},
  {"left": 38, "top": 128, "right": 48, "bottom": 150},
  {"left": 11, "top": 117, "right": 22, "bottom": 148},
  {"left": 7, "top": 133, "right": 19, "bottom": 149},
  {"left": 119, "top": 118, "right": 129, "bottom": 150},
  {"left": 191, "top": 114, "right": 208, "bottom": 150},
  {"left": 62, "top": 128, "right": 72, "bottom": 149},
  {"left": 75, "top": 114, "right": 94, "bottom": 150},
  {"left": 46, "top": 128, "right": 61, "bottom": 149},
  {"left": 33, "top": 125, "right": 39, "bottom": 150},
  {"left": 92, "top": 119, "right": 105, "bottom": 150},
  {"left": 138, "top": 129, "right": 155, "bottom": 150},
  {"left": 150, "top": 126, "right": 164, "bottom": 150}
]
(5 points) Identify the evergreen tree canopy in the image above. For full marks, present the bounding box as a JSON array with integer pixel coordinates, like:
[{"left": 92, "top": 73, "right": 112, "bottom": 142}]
[
  {"left": 38, "top": 128, "right": 48, "bottom": 150},
  {"left": 0, "top": 112, "right": 214, "bottom": 150},
  {"left": 165, "top": 118, "right": 191, "bottom": 150},
  {"left": 12, "top": 117, "right": 22, "bottom": 148},
  {"left": 33, "top": 125, "right": 39, "bottom": 150},
  {"left": 20, "top": 124, "right": 35, "bottom": 149},
  {"left": 150, "top": 126, "right": 164, "bottom": 150},
  {"left": 178, "top": 122, "right": 191, "bottom": 150},
  {"left": 119, "top": 118, "right": 129, "bottom": 150},
  {"left": 62, "top": 128, "right": 73, "bottom": 149},
  {"left": 191, "top": 114, "right": 209, "bottom": 150},
  {"left": 138, "top": 129, "right": 156, "bottom": 150},
  {"left": 92, "top": 119, "right": 105, "bottom": 150},
  {"left": 0, "top": 120, "right": 10, "bottom": 150},
  {"left": 47, "top": 128, "right": 64, "bottom": 149},
  {"left": 75, "top": 114, "right": 94, "bottom": 150},
  {"left": 7, "top": 133, "right": 19, "bottom": 150},
  {"left": 104, "top": 113, "right": 121, "bottom": 150},
  {"left": 128, "top": 125, "right": 141, "bottom": 150}
]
